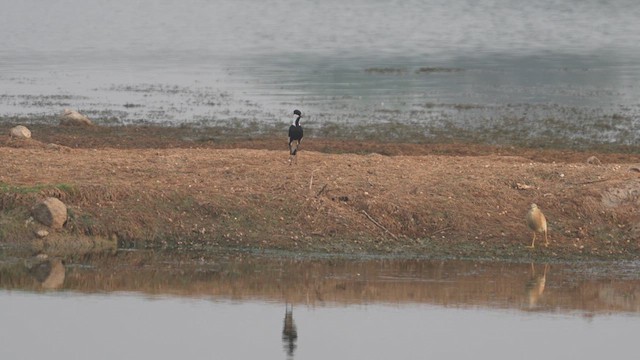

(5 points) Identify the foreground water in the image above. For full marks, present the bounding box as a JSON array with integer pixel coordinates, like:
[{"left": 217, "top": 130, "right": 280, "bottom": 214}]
[
  {"left": 1, "top": 0, "right": 640, "bottom": 146},
  {"left": 2, "top": 292, "right": 638, "bottom": 360},
  {"left": 1, "top": 250, "right": 639, "bottom": 359}
]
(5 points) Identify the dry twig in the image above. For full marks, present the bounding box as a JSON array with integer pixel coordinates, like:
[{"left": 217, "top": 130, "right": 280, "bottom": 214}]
[
  {"left": 428, "top": 226, "right": 452, "bottom": 237},
  {"left": 309, "top": 169, "right": 319, "bottom": 191},
  {"left": 316, "top": 184, "right": 328, "bottom": 197},
  {"left": 362, "top": 210, "right": 399, "bottom": 240}
]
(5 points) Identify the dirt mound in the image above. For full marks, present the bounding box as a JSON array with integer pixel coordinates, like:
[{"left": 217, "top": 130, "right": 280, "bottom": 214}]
[{"left": 1, "top": 125, "right": 640, "bottom": 260}]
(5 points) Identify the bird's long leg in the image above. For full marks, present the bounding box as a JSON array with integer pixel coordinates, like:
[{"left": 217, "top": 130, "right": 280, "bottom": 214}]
[
  {"left": 295, "top": 141, "right": 300, "bottom": 164},
  {"left": 529, "top": 233, "right": 536, "bottom": 248},
  {"left": 543, "top": 230, "right": 549, "bottom": 247}
]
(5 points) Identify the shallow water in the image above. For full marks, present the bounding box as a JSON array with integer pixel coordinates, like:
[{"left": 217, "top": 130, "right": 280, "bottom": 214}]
[
  {"left": 1, "top": 0, "right": 640, "bottom": 145},
  {"left": 1, "top": 250, "right": 639, "bottom": 359}
]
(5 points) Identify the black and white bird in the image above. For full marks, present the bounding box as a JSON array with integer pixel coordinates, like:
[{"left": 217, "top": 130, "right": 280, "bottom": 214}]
[{"left": 288, "top": 109, "right": 303, "bottom": 164}]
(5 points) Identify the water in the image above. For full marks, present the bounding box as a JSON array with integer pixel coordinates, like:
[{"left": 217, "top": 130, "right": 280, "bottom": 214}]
[
  {"left": 1, "top": 0, "right": 640, "bottom": 145},
  {"left": 1, "top": 251, "right": 640, "bottom": 359},
  {"left": 2, "top": 293, "right": 639, "bottom": 360}
]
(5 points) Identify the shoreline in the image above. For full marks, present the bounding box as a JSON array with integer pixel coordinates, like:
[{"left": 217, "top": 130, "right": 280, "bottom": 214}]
[{"left": 1, "top": 124, "right": 640, "bottom": 262}]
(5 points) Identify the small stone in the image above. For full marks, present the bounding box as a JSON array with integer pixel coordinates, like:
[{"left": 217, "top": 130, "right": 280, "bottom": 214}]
[
  {"left": 10, "top": 125, "right": 31, "bottom": 139},
  {"left": 586, "top": 156, "right": 602, "bottom": 165},
  {"left": 35, "top": 229, "right": 50, "bottom": 238}
]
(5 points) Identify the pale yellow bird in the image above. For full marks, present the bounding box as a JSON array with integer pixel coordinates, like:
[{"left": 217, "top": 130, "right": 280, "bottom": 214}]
[{"left": 526, "top": 203, "right": 548, "bottom": 248}]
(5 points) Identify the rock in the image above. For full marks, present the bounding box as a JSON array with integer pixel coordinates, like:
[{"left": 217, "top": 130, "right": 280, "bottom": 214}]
[
  {"left": 10, "top": 125, "right": 31, "bottom": 139},
  {"left": 31, "top": 234, "right": 118, "bottom": 256},
  {"left": 602, "top": 181, "right": 640, "bottom": 208},
  {"left": 515, "top": 182, "right": 534, "bottom": 190},
  {"left": 45, "top": 143, "right": 73, "bottom": 152},
  {"left": 586, "top": 156, "right": 602, "bottom": 166},
  {"left": 32, "top": 197, "right": 68, "bottom": 230},
  {"left": 59, "top": 108, "right": 93, "bottom": 126},
  {"left": 35, "top": 229, "right": 50, "bottom": 238}
]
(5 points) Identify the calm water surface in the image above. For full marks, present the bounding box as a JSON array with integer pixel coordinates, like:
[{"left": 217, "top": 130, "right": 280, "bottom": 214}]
[
  {"left": 1, "top": 250, "right": 639, "bottom": 359},
  {"left": 2, "top": 292, "right": 638, "bottom": 360},
  {"left": 1, "top": 0, "right": 640, "bottom": 145}
]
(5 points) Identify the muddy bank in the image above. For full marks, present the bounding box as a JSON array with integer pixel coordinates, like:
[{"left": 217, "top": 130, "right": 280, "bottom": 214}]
[
  {"left": 5, "top": 123, "right": 640, "bottom": 163},
  {"left": 1, "top": 125, "right": 640, "bottom": 261}
]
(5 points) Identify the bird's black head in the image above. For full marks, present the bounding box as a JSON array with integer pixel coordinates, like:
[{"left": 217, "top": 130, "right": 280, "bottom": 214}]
[{"left": 293, "top": 109, "right": 302, "bottom": 117}]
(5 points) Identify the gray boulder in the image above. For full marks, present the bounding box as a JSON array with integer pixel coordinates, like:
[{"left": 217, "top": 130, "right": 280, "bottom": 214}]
[{"left": 32, "top": 197, "right": 68, "bottom": 230}]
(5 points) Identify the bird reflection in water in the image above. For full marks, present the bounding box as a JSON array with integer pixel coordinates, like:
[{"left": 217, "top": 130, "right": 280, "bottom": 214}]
[
  {"left": 282, "top": 303, "right": 298, "bottom": 359},
  {"left": 25, "top": 254, "right": 66, "bottom": 290},
  {"left": 525, "top": 263, "right": 549, "bottom": 309}
]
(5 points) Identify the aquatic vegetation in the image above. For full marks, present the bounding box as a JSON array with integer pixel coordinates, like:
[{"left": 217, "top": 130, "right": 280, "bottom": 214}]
[
  {"left": 415, "top": 67, "right": 463, "bottom": 74},
  {"left": 364, "top": 67, "right": 407, "bottom": 74}
]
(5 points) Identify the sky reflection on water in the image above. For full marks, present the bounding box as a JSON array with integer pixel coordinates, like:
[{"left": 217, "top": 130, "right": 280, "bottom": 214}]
[
  {"left": 1, "top": 252, "right": 640, "bottom": 359},
  {"left": 1, "top": 290, "right": 638, "bottom": 360}
]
